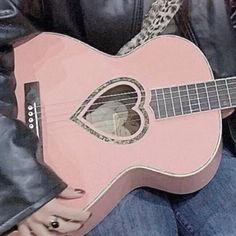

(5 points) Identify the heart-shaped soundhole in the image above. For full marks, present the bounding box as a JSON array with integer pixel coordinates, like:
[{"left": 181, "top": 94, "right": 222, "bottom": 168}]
[
  {"left": 71, "top": 78, "right": 149, "bottom": 144},
  {"left": 85, "top": 85, "right": 141, "bottom": 137}
]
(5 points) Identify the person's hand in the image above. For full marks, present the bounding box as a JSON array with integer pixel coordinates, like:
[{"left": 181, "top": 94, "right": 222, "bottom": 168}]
[{"left": 17, "top": 187, "right": 91, "bottom": 236}]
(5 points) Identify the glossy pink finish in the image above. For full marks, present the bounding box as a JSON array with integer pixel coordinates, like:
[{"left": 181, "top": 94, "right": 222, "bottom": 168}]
[{"left": 12, "top": 33, "right": 222, "bottom": 235}]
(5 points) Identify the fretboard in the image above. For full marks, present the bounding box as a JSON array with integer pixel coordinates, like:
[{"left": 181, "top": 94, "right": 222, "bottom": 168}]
[{"left": 150, "top": 77, "right": 236, "bottom": 119}]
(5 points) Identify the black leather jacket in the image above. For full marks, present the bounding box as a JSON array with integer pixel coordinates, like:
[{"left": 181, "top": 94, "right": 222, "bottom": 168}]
[{"left": 0, "top": 0, "right": 236, "bottom": 234}]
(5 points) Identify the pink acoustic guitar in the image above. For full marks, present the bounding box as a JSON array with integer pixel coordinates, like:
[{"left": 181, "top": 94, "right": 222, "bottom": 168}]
[{"left": 11, "top": 33, "right": 235, "bottom": 235}]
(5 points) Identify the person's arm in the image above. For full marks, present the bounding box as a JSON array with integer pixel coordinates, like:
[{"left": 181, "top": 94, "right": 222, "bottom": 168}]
[{"left": 0, "top": 1, "right": 67, "bottom": 234}]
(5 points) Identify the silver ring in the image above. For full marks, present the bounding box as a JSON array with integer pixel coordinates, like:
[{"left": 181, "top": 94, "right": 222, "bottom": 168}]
[{"left": 49, "top": 216, "right": 60, "bottom": 229}]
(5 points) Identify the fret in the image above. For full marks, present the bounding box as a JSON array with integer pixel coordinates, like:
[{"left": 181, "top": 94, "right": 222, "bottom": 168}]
[
  {"left": 179, "top": 85, "right": 191, "bottom": 114},
  {"left": 150, "top": 90, "right": 160, "bottom": 119},
  {"left": 156, "top": 89, "right": 167, "bottom": 118},
  {"left": 187, "top": 84, "right": 200, "bottom": 112},
  {"left": 225, "top": 79, "right": 232, "bottom": 107},
  {"left": 163, "top": 88, "right": 175, "bottom": 117},
  {"left": 171, "top": 86, "right": 182, "bottom": 116},
  {"left": 196, "top": 83, "right": 209, "bottom": 111},
  {"left": 216, "top": 79, "right": 230, "bottom": 108},
  {"left": 226, "top": 78, "right": 236, "bottom": 106},
  {"left": 206, "top": 81, "right": 220, "bottom": 109}
]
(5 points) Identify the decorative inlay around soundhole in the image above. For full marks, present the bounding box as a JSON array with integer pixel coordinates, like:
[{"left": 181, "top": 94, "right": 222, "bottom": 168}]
[{"left": 71, "top": 77, "right": 149, "bottom": 144}]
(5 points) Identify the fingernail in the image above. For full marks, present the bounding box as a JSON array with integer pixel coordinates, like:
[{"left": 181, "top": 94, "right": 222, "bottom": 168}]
[{"left": 74, "top": 189, "right": 86, "bottom": 194}]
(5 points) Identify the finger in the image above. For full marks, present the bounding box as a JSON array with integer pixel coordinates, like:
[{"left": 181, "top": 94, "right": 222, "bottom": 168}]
[
  {"left": 18, "top": 224, "right": 32, "bottom": 236},
  {"left": 47, "top": 216, "right": 83, "bottom": 234},
  {"left": 59, "top": 186, "right": 85, "bottom": 199},
  {"left": 28, "top": 221, "right": 57, "bottom": 236},
  {"left": 31, "top": 215, "right": 83, "bottom": 233},
  {"left": 49, "top": 202, "right": 91, "bottom": 222}
]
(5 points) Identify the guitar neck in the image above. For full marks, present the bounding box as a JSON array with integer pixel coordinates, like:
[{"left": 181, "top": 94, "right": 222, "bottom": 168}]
[{"left": 150, "top": 76, "right": 236, "bottom": 119}]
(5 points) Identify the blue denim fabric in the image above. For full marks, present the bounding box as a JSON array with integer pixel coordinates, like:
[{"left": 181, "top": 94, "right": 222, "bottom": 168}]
[
  {"left": 87, "top": 148, "right": 236, "bottom": 236},
  {"left": 171, "top": 148, "right": 236, "bottom": 236}
]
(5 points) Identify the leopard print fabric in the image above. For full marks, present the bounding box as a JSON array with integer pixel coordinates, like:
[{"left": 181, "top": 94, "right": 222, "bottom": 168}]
[{"left": 117, "top": 0, "right": 183, "bottom": 55}]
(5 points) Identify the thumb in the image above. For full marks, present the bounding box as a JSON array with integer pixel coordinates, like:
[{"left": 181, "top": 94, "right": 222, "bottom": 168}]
[{"left": 59, "top": 186, "right": 85, "bottom": 199}]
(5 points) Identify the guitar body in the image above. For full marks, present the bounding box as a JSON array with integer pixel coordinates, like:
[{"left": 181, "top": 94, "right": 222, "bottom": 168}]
[{"left": 13, "top": 33, "right": 222, "bottom": 235}]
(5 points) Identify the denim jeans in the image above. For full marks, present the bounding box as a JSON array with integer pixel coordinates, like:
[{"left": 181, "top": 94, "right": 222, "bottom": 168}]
[{"left": 87, "top": 148, "right": 236, "bottom": 236}]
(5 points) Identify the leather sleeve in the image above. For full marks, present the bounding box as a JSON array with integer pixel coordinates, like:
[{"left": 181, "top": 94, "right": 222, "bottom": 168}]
[
  {"left": 180, "top": 0, "right": 236, "bottom": 78},
  {"left": 80, "top": 0, "right": 143, "bottom": 54},
  {"left": 0, "top": 1, "right": 67, "bottom": 234}
]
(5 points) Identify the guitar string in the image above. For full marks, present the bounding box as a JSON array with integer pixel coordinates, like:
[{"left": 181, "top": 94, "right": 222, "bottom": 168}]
[
  {"left": 30, "top": 78, "right": 236, "bottom": 108},
  {"left": 33, "top": 85, "right": 236, "bottom": 120},
  {"left": 38, "top": 105, "right": 225, "bottom": 135},
  {"left": 45, "top": 118, "right": 141, "bottom": 137},
  {"left": 35, "top": 96, "right": 234, "bottom": 128},
  {"left": 47, "top": 118, "right": 142, "bottom": 134},
  {"left": 40, "top": 101, "right": 232, "bottom": 138},
  {"left": 35, "top": 92, "right": 236, "bottom": 125}
]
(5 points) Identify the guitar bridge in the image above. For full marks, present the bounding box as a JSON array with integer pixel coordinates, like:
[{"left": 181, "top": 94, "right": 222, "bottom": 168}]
[{"left": 24, "top": 81, "right": 44, "bottom": 160}]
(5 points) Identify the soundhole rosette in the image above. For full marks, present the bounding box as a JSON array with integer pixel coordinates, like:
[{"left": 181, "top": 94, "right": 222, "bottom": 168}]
[{"left": 71, "top": 77, "right": 149, "bottom": 144}]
